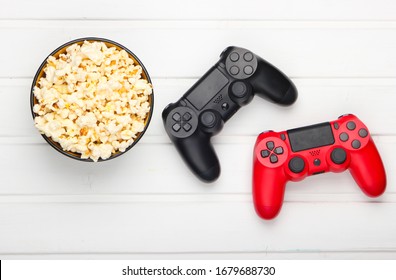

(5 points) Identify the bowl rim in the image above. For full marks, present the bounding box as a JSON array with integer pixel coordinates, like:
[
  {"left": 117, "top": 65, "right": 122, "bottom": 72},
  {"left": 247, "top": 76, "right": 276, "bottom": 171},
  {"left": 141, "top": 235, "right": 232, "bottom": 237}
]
[{"left": 30, "top": 37, "right": 154, "bottom": 162}]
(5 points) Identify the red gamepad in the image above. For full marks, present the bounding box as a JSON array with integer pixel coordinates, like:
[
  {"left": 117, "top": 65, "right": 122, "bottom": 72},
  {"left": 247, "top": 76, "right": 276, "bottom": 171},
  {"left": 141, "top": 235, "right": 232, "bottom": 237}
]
[{"left": 253, "top": 114, "right": 386, "bottom": 220}]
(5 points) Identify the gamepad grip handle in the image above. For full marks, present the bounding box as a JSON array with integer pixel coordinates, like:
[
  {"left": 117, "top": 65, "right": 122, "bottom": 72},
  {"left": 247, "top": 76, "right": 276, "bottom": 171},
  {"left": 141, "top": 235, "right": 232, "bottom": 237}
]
[
  {"left": 172, "top": 130, "right": 220, "bottom": 183},
  {"left": 253, "top": 158, "right": 287, "bottom": 220},
  {"left": 349, "top": 139, "right": 386, "bottom": 197},
  {"left": 251, "top": 57, "right": 298, "bottom": 106}
]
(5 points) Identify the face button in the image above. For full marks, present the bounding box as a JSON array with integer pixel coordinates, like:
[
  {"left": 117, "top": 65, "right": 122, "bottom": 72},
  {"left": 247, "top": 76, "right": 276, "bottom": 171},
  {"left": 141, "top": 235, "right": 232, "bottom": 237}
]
[
  {"left": 183, "top": 123, "right": 192, "bottom": 132},
  {"left": 359, "top": 128, "right": 368, "bottom": 138},
  {"left": 334, "top": 122, "right": 339, "bottom": 130},
  {"left": 339, "top": 132, "right": 349, "bottom": 142},
  {"left": 314, "top": 159, "right": 321, "bottom": 166},
  {"left": 230, "top": 52, "right": 239, "bottom": 62},
  {"left": 261, "top": 150, "right": 270, "bottom": 158},
  {"left": 331, "top": 147, "right": 347, "bottom": 164},
  {"left": 243, "top": 52, "right": 253, "bottom": 62},
  {"left": 221, "top": 102, "right": 229, "bottom": 111},
  {"left": 172, "top": 113, "right": 181, "bottom": 122},
  {"left": 270, "top": 155, "right": 278, "bottom": 163},
  {"left": 225, "top": 47, "right": 258, "bottom": 80},
  {"left": 229, "top": 66, "right": 240, "bottom": 75},
  {"left": 280, "top": 133, "right": 286, "bottom": 140},
  {"left": 347, "top": 121, "right": 356, "bottom": 130},
  {"left": 266, "top": 141, "right": 275, "bottom": 150},
  {"left": 274, "top": 147, "right": 284, "bottom": 155},
  {"left": 243, "top": 65, "right": 254, "bottom": 75},
  {"left": 289, "top": 157, "right": 305, "bottom": 173},
  {"left": 352, "top": 139, "right": 361, "bottom": 149},
  {"left": 200, "top": 111, "right": 216, "bottom": 128},
  {"left": 231, "top": 81, "right": 247, "bottom": 98},
  {"left": 172, "top": 123, "right": 181, "bottom": 132},
  {"left": 182, "top": 112, "right": 192, "bottom": 121}
]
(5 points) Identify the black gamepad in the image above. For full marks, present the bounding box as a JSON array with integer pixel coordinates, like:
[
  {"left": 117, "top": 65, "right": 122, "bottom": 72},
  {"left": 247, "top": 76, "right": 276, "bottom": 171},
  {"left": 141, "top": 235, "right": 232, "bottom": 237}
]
[{"left": 162, "top": 46, "right": 298, "bottom": 182}]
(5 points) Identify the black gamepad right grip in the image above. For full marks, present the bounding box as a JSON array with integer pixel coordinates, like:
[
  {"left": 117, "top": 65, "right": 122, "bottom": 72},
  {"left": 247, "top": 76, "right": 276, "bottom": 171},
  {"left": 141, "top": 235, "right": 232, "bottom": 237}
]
[
  {"left": 250, "top": 56, "right": 297, "bottom": 105},
  {"left": 163, "top": 46, "right": 297, "bottom": 182}
]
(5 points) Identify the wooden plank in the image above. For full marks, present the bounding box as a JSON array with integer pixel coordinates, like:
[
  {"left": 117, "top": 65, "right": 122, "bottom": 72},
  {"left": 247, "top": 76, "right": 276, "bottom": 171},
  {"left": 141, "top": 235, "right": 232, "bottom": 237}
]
[
  {"left": 2, "top": 78, "right": 396, "bottom": 137},
  {"left": 1, "top": 0, "right": 395, "bottom": 20},
  {"left": 2, "top": 252, "right": 396, "bottom": 260},
  {"left": 0, "top": 136, "right": 393, "bottom": 195},
  {"left": 0, "top": 21, "right": 396, "bottom": 78},
  {"left": 0, "top": 193, "right": 394, "bottom": 204},
  {"left": 0, "top": 200, "right": 395, "bottom": 254}
]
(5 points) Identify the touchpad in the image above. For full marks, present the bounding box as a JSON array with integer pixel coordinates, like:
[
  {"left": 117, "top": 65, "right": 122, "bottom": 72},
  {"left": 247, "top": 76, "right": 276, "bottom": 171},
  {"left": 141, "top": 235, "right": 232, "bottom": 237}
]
[
  {"left": 186, "top": 68, "right": 229, "bottom": 110},
  {"left": 287, "top": 122, "right": 335, "bottom": 152}
]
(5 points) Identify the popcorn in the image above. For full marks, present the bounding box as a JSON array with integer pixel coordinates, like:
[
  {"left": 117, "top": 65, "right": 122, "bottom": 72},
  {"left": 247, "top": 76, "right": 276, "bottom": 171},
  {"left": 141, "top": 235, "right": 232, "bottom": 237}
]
[{"left": 33, "top": 41, "right": 152, "bottom": 161}]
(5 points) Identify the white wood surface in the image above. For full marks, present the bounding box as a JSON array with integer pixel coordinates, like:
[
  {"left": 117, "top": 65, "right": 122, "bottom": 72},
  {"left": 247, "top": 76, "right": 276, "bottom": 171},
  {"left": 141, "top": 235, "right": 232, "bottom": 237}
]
[{"left": 1, "top": 0, "right": 396, "bottom": 259}]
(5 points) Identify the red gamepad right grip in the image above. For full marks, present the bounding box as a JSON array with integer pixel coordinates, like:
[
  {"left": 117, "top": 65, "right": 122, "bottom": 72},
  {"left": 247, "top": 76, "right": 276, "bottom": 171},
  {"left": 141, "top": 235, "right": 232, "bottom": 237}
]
[{"left": 252, "top": 114, "right": 386, "bottom": 220}]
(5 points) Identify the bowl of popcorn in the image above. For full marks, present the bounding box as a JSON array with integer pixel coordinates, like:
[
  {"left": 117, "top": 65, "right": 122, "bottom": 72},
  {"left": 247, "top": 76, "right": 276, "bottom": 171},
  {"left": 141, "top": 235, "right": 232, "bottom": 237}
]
[{"left": 30, "top": 38, "right": 154, "bottom": 161}]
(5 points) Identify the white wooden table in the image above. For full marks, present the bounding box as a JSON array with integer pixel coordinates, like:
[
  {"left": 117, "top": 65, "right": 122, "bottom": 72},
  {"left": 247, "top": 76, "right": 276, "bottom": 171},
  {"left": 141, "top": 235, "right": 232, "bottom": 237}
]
[{"left": 1, "top": 0, "right": 395, "bottom": 259}]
